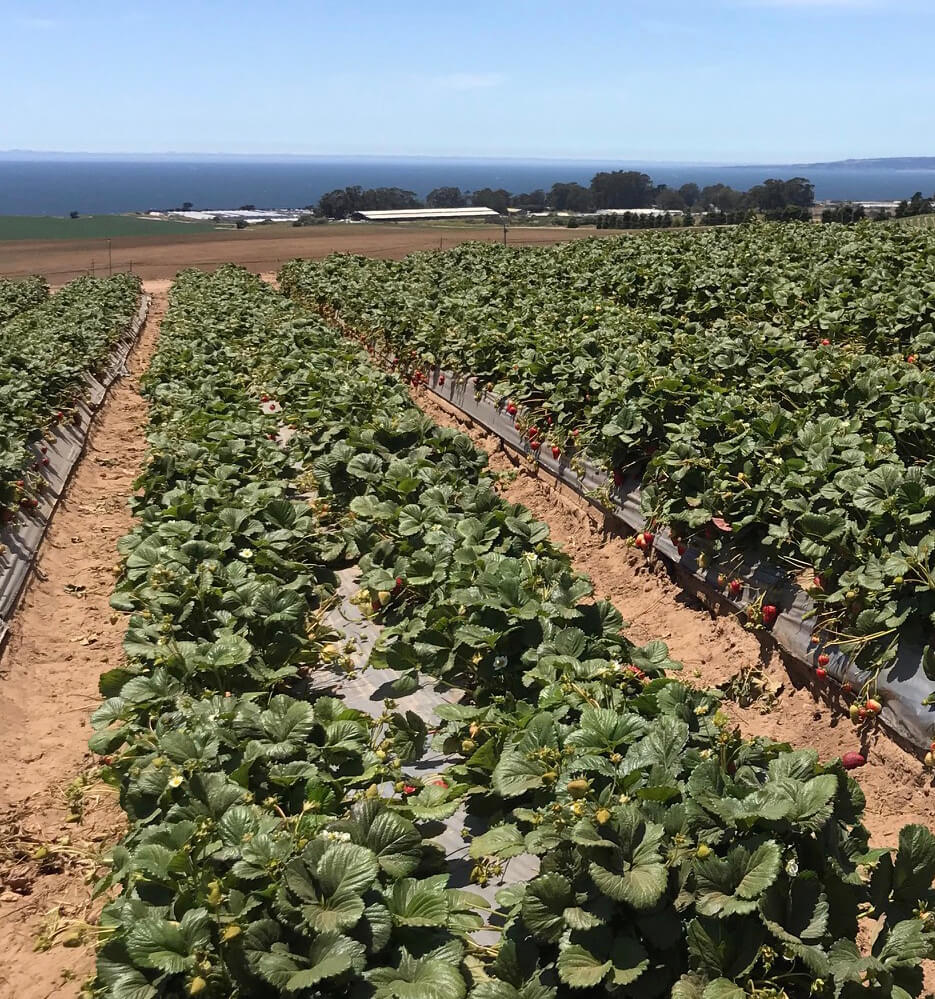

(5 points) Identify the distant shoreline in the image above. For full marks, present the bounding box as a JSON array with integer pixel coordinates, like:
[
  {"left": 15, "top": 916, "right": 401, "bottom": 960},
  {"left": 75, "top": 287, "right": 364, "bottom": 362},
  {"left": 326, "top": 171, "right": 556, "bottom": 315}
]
[{"left": 2, "top": 151, "right": 934, "bottom": 171}]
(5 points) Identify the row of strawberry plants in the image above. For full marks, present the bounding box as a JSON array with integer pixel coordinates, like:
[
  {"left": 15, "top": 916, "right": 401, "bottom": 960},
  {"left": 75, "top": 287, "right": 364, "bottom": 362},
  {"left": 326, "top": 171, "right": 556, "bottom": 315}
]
[
  {"left": 0, "top": 274, "right": 49, "bottom": 324},
  {"left": 92, "top": 266, "right": 501, "bottom": 999},
  {"left": 277, "top": 232, "right": 935, "bottom": 704},
  {"left": 0, "top": 273, "right": 141, "bottom": 518},
  {"left": 92, "top": 265, "right": 935, "bottom": 998}
]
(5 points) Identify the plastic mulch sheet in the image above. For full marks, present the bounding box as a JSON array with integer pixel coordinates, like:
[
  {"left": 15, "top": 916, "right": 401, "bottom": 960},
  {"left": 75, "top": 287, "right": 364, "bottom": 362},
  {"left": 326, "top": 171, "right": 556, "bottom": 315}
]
[{"left": 314, "top": 568, "right": 539, "bottom": 931}]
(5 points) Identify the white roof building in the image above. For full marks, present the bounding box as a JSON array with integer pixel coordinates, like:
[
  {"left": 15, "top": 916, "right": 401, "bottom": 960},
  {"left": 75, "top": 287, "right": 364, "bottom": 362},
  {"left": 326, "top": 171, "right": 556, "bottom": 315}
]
[
  {"left": 350, "top": 207, "right": 502, "bottom": 222},
  {"left": 596, "top": 208, "right": 674, "bottom": 216}
]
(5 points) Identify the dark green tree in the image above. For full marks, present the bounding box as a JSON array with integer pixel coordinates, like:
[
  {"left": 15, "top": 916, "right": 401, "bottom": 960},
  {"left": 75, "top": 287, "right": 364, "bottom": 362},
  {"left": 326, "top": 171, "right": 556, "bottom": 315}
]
[
  {"left": 548, "top": 182, "right": 593, "bottom": 212},
  {"left": 426, "top": 187, "right": 466, "bottom": 208},
  {"left": 510, "top": 189, "right": 546, "bottom": 210},
  {"left": 678, "top": 182, "right": 701, "bottom": 207},
  {"left": 589, "top": 170, "right": 654, "bottom": 209},
  {"left": 700, "top": 183, "right": 747, "bottom": 212},
  {"left": 657, "top": 187, "right": 687, "bottom": 212},
  {"left": 469, "top": 188, "right": 511, "bottom": 213}
]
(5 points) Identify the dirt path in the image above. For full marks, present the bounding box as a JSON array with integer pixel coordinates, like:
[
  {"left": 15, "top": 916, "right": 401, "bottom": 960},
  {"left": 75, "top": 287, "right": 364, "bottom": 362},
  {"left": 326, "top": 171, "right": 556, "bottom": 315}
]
[
  {"left": 412, "top": 389, "right": 935, "bottom": 850},
  {"left": 0, "top": 281, "right": 167, "bottom": 999}
]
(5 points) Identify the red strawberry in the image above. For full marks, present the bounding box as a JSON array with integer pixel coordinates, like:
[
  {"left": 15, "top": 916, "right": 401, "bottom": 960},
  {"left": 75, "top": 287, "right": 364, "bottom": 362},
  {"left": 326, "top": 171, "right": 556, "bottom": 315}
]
[
  {"left": 261, "top": 394, "right": 270, "bottom": 402},
  {"left": 635, "top": 531, "right": 654, "bottom": 551},
  {"left": 678, "top": 543, "right": 687, "bottom": 556},
  {"left": 506, "top": 403, "right": 517, "bottom": 417},
  {"left": 817, "top": 653, "right": 830, "bottom": 667},
  {"left": 371, "top": 598, "right": 381, "bottom": 613},
  {"left": 572, "top": 428, "right": 579, "bottom": 437},
  {"left": 403, "top": 784, "right": 417, "bottom": 795},
  {"left": 841, "top": 752, "right": 866, "bottom": 770},
  {"left": 395, "top": 576, "right": 404, "bottom": 590},
  {"left": 546, "top": 416, "right": 553, "bottom": 426},
  {"left": 530, "top": 440, "right": 541, "bottom": 451},
  {"left": 41, "top": 457, "right": 49, "bottom": 466},
  {"left": 813, "top": 575, "right": 823, "bottom": 591},
  {"left": 842, "top": 681, "right": 852, "bottom": 693},
  {"left": 528, "top": 426, "right": 539, "bottom": 438},
  {"left": 865, "top": 698, "right": 882, "bottom": 715},
  {"left": 815, "top": 667, "right": 827, "bottom": 679},
  {"left": 761, "top": 604, "right": 778, "bottom": 626},
  {"left": 430, "top": 777, "right": 447, "bottom": 787},
  {"left": 820, "top": 338, "right": 831, "bottom": 346},
  {"left": 438, "top": 374, "right": 445, "bottom": 385},
  {"left": 551, "top": 446, "right": 561, "bottom": 459},
  {"left": 56, "top": 411, "right": 64, "bottom": 422},
  {"left": 908, "top": 354, "right": 918, "bottom": 363},
  {"left": 40, "top": 446, "right": 47, "bottom": 454},
  {"left": 858, "top": 706, "right": 868, "bottom": 720},
  {"left": 729, "top": 579, "right": 742, "bottom": 597}
]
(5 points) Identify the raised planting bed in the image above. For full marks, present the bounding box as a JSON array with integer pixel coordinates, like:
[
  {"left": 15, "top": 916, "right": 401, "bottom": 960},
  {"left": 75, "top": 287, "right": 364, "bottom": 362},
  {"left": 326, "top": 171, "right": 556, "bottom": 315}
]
[
  {"left": 278, "top": 227, "right": 935, "bottom": 754},
  {"left": 0, "top": 278, "right": 146, "bottom": 644},
  {"left": 87, "top": 266, "right": 935, "bottom": 999}
]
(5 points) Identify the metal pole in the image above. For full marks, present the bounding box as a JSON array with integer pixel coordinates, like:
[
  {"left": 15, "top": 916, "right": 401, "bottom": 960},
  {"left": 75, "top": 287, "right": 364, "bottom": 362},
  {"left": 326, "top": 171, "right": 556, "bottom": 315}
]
[
  {"left": 91, "top": 259, "right": 95, "bottom": 276},
  {"left": 502, "top": 223, "right": 507, "bottom": 246},
  {"left": 107, "top": 239, "right": 112, "bottom": 276}
]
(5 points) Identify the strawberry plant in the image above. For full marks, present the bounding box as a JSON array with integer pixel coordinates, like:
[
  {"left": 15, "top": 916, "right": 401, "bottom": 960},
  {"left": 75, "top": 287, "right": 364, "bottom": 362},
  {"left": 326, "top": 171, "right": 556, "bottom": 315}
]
[
  {"left": 88, "top": 267, "right": 935, "bottom": 999},
  {"left": 0, "top": 273, "right": 140, "bottom": 518},
  {"left": 278, "top": 227, "right": 935, "bottom": 713},
  {"left": 0, "top": 274, "right": 48, "bottom": 324}
]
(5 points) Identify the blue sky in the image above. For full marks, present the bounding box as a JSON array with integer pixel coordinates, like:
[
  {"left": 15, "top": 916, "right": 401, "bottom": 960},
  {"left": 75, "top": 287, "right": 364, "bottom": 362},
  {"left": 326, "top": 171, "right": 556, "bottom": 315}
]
[{"left": 2, "top": 0, "right": 932, "bottom": 162}]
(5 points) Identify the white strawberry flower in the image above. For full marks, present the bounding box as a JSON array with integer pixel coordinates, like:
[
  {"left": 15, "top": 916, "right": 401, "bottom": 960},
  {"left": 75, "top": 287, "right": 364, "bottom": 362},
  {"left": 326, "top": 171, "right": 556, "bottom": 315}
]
[
  {"left": 260, "top": 400, "right": 282, "bottom": 414},
  {"left": 322, "top": 830, "right": 352, "bottom": 842},
  {"left": 239, "top": 548, "right": 253, "bottom": 559},
  {"left": 168, "top": 775, "right": 183, "bottom": 788}
]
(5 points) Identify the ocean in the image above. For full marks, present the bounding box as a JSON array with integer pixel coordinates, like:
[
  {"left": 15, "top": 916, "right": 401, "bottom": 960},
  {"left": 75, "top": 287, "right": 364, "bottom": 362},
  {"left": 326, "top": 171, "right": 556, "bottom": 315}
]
[{"left": 1, "top": 156, "right": 934, "bottom": 216}]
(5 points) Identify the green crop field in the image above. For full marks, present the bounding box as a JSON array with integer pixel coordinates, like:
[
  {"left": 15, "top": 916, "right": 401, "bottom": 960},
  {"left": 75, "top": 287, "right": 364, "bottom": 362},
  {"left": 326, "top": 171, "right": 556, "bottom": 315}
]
[
  {"left": 0, "top": 213, "right": 224, "bottom": 241},
  {"left": 280, "top": 223, "right": 935, "bottom": 721},
  {"left": 57, "top": 262, "right": 935, "bottom": 999},
  {"left": 895, "top": 213, "right": 935, "bottom": 229}
]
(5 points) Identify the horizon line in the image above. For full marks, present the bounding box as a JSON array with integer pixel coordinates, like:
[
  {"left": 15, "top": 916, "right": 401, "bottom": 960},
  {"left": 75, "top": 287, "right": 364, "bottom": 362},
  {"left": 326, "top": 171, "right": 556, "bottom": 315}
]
[{"left": 1, "top": 149, "right": 934, "bottom": 169}]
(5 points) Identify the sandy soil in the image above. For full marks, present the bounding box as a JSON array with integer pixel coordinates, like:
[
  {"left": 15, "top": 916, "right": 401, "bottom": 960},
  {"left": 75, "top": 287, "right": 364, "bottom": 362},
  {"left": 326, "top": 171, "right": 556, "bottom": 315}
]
[
  {"left": 0, "top": 224, "right": 613, "bottom": 286},
  {"left": 411, "top": 389, "right": 935, "bottom": 849},
  {"left": 0, "top": 282, "right": 167, "bottom": 999}
]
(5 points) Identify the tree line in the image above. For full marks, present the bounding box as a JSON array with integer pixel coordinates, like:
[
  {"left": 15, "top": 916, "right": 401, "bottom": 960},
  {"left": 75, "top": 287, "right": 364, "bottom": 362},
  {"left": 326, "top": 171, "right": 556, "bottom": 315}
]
[
  {"left": 311, "top": 171, "right": 816, "bottom": 219},
  {"left": 895, "top": 192, "right": 934, "bottom": 217}
]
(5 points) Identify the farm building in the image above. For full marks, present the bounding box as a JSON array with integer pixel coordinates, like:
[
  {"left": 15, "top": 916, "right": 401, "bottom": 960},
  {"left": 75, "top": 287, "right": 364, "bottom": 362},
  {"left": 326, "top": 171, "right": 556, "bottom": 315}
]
[
  {"left": 596, "top": 207, "right": 675, "bottom": 217},
  {"left": 349, "top": 207, "right": 502, "bottom": 222}
]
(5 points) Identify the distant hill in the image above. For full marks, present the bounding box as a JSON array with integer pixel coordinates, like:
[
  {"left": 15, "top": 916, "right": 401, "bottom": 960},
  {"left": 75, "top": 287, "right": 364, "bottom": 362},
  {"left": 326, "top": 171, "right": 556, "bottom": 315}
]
[{"left": 792, "top": 157, "right": 935, "bottom": 171}]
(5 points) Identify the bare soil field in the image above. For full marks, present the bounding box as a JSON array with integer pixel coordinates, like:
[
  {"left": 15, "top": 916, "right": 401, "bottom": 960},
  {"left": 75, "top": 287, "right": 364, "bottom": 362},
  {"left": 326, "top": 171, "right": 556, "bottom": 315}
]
[
  {"left": 0, "top": 283, "right": 167, "bottom": 999},
  {"left": 0, "top": 223, "right": 611, "bottom": 285}
]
